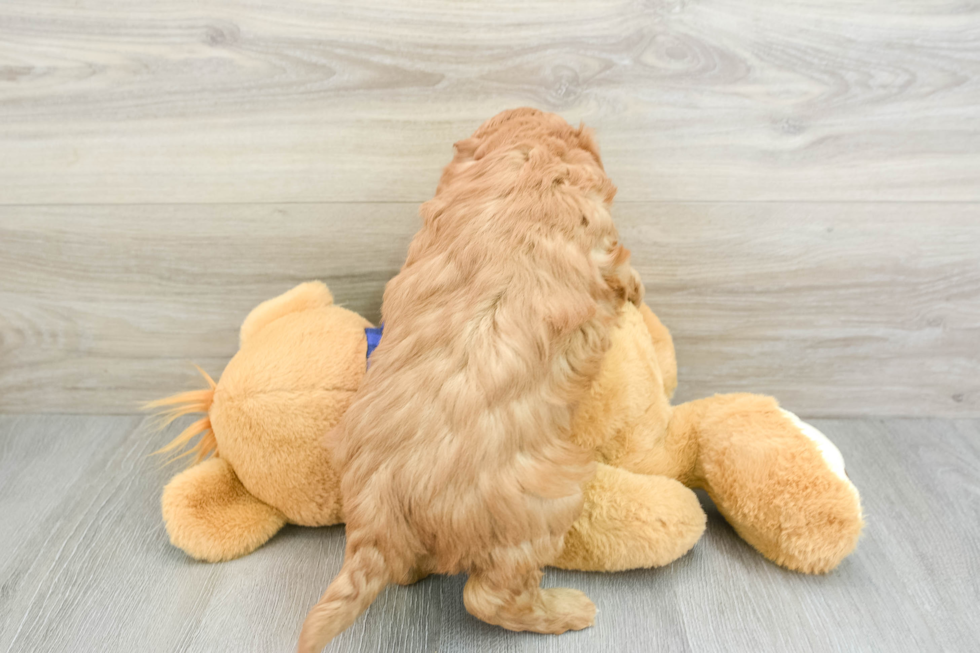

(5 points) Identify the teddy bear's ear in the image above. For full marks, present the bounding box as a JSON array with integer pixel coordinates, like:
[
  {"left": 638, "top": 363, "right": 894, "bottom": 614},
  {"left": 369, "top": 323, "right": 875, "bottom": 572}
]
[{"left": 239, "top": 281, "right": 334, "bottom": 347}]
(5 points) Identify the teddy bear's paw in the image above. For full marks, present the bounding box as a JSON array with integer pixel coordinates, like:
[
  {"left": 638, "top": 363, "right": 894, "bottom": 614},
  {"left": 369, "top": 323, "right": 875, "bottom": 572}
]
[
  {"left": 779, "top": 409, "right": 861, "bottom": 505},
  {"left": 721, "top": 409, "right": 866, "bottom": 574}
]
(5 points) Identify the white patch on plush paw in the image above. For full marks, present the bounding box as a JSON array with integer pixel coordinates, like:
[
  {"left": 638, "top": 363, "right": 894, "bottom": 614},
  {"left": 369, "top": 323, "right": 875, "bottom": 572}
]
[{"left": 780, "top": 409, "right": 860, "bottom": 501}]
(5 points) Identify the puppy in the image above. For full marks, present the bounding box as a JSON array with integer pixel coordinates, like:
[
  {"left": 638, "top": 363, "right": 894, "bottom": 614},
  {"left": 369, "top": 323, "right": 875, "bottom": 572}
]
[{"left": 299, "top": 108, "right": 642, "bottom": 651}]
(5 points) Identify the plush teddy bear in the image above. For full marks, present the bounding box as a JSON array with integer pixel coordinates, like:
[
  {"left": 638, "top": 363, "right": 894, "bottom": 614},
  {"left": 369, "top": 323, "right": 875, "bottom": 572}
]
[{"left": 152, "top": 281, "right": 863, "bottom": 574}]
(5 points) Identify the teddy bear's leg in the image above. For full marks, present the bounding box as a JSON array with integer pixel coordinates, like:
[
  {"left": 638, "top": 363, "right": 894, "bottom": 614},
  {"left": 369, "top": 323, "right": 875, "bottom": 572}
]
[
  {"left": 553, "top": 463, "right": 706, "bottom": 572},
  {"left": 669, "top": 394, "right": 864, "bottom": 573},
  {"left": 162, "top": 457, "right": 288, "bottom": 562}
]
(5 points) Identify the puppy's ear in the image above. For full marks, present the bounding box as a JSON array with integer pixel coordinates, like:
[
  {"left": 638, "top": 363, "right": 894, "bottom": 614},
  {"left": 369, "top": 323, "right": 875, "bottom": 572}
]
[
  {"left": 545, "top": 292, "right": 597, "bottom": 337},
  {"left": 598, "top": 241, "right": 644, "bottom": 307},
  {"left": 453, "top": 137, "right": 479, "bottom": 161}
]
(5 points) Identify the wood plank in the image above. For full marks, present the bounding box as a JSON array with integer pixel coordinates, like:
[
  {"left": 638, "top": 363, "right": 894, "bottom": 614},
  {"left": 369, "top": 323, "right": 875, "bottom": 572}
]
[
  {"left": 626, "top": 202, "right": 980, "bottom": 418},
  {"left": 0, "top": 414, "right": 439, "bottom": 653},
  {"left": 2, "top": 202, "right": 977, "bottom": 416},
  {"left": 1, "top": 0, "right": 978, "bottom": 204},
  {"left": 0, "top": 203, "right": 417, "bottom": 413},
  {"left": 1, "top": 415, "right": 977, "bottom": 651}
]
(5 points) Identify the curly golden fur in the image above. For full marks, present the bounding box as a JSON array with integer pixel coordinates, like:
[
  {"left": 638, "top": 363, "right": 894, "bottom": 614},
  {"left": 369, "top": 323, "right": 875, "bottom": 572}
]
[{"left": 298, "top": 108, "right": 643, "bottom": 651}]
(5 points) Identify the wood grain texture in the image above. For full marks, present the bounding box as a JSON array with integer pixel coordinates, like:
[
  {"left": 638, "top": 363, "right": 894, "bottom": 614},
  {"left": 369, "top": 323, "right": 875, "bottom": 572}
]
[
  {"left": 1, "top": 1, "right": 978, "bottom": 415},
  {"left": 1, "top": 0, "right": 979, "bottom": 204},
  {"left": 2, "top": 203, "right": 977, "bottom": 416},
  {"left": 628, "top": 203, "right": 980, "bottom": 418},
  {"left": 1, "top": 414, "right": 977, "bottom": 652}
]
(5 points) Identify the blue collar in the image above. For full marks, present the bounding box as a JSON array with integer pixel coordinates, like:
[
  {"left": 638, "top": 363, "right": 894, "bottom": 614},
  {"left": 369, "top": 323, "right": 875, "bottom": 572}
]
[{"left": 365, "top": 325, "right": 383, "bottom": 367}]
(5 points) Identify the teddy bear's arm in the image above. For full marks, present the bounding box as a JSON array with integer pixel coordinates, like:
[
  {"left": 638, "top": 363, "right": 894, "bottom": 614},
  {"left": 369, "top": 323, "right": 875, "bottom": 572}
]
[
  {"left": 162, "top": 457, "right": 288, "bottom": 562},
  {"left": 553, "top": 464, "right": 705, "bottom": 572},
  {"left": 639, "top": 304, "right": 677, "bottom": 399}
]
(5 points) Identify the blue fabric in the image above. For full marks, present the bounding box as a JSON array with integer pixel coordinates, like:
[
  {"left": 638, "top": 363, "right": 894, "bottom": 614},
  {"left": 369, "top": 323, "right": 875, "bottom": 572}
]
[{"left": 365, "top": 325, "right": 383, "bottom": 367}]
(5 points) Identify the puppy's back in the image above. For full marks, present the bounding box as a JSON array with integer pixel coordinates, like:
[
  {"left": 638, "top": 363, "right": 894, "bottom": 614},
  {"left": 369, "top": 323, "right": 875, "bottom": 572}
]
[{"left": 299, "top": 108, "right": 641, "bottom": 652}]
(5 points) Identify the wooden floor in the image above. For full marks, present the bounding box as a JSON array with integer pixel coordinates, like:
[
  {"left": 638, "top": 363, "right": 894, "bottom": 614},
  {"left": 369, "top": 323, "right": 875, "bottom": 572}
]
[{"left": 1, "top": 414, "right": 977, "bottom": 653}]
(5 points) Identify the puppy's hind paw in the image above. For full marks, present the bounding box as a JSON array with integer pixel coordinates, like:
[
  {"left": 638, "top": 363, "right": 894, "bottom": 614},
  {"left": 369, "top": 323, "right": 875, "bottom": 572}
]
[{"left": 541, "top": 588, "right": 596, "bottom": 633}]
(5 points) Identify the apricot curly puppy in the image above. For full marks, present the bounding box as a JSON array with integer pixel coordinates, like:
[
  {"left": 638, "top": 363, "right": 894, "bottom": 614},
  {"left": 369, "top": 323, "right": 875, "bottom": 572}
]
[{"left": 299, "top": 108, "right": 642, "bottom": 651}]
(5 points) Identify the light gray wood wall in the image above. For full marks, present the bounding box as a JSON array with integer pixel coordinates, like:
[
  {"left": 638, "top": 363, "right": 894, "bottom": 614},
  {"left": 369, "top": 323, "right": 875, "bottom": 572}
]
[{"left": 1, "top": 0, "right": 978, "bottom": 416}]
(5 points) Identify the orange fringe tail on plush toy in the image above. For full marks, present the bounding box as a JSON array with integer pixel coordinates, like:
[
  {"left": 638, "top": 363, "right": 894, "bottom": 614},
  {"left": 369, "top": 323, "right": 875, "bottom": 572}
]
[{"left": 144, "top": 366, "right": 218, "bottom": 464}]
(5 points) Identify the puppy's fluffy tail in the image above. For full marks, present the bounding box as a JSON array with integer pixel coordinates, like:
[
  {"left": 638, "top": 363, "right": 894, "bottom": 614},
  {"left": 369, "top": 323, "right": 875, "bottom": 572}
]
[{"left": 298, "top": 544, "right": 391, "bottom": 653}]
